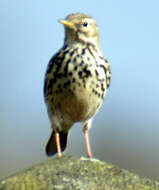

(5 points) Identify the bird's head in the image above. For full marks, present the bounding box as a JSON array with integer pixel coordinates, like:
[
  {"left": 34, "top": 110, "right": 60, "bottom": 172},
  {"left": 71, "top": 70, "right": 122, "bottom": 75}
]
[{"left": 59, "top": 13, "right": 99, "bottom": 47}]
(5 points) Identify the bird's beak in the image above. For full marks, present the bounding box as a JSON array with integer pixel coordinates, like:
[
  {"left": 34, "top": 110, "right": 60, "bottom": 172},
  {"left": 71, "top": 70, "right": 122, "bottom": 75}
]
[{"left": 59, "top": 20, "right": 75, "bottom": 29}]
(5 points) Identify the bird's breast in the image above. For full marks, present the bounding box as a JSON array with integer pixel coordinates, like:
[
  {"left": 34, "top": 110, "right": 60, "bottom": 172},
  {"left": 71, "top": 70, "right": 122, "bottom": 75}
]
[
  {"left": 45, "top": 44, "right": 108, "bottom": 122},
  {"left": 53, "top": 63, "right": 107, "bottom": 122}
]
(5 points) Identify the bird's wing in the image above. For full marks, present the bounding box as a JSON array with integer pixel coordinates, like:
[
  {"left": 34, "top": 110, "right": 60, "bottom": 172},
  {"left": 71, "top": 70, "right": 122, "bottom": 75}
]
[
  {"left": 43, "top": 49, "right": 64, "bottom": 102},
  {"left": 105, "top": 61, "right": 111, "bottom": 89}
]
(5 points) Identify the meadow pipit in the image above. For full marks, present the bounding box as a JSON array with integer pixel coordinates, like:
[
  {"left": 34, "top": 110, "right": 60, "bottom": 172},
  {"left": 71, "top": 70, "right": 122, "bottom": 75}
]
[{"left": 44, "top": 13, "right": 111, "bottom": 158}]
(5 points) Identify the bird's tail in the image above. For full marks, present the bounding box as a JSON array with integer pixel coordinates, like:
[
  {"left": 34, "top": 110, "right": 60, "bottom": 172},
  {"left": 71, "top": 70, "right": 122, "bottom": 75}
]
[{"left": 45, "top": 130, "right": 68, "bottom": 156}]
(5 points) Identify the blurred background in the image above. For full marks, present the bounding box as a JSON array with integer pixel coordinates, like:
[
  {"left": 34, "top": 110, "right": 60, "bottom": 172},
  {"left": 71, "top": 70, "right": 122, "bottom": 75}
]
[{"left": 1, "top": 0, "right": 159, "bottom": 180}]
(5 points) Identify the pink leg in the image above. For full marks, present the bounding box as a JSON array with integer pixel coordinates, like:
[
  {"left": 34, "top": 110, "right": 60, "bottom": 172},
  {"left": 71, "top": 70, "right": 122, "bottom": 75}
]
[
  {"left": 55, "top": 131, "right": 62, "bottom": 157},
  {"left": 83, "top": 126, "right": 92, "bottom": 158}
]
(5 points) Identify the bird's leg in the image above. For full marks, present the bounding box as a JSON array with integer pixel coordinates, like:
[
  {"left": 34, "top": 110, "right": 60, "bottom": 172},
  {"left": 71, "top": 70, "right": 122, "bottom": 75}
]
[
  {"left": 55, "top": 129, "right": 62, "bottom": 157},
  {"left": 83, "top": 128, "right": 92, "bottom": 158},
  {"left": 83, "top": 119, "right": 92, "bottom": 158}
]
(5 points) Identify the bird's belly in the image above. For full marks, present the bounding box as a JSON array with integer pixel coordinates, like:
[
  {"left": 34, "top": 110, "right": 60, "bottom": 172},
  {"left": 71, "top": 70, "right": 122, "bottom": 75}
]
[{"left": 58, "top": 84, "right": 104, "bottom": 122}]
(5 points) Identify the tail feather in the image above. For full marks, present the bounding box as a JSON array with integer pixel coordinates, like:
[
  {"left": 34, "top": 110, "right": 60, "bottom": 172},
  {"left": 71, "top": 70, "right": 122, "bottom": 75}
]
[{"left": 45, "top": 130, "right": 68, "bottom": 156}]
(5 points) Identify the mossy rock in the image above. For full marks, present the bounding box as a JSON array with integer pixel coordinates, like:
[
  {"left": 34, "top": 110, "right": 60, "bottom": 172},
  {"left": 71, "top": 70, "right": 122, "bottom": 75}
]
[{"left": 0, "top": 155, "right": 159, "bottom": 190}]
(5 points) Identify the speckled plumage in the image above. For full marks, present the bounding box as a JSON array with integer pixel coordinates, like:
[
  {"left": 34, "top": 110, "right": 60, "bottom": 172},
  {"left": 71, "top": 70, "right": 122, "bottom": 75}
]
[{"left": 44, "top": 13, "right": 111, "bottom": 157}]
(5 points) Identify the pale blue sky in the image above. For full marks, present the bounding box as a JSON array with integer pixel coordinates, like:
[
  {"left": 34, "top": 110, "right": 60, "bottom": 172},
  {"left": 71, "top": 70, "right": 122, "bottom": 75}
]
[{"left": 0, "top": 0, "right": 159, "bottom": 180}]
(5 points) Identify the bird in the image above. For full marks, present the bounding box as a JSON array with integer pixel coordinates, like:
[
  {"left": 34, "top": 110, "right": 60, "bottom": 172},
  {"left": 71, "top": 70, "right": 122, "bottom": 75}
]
[{"left": 44, "top": 13, "right": 111, "bottom": 158}]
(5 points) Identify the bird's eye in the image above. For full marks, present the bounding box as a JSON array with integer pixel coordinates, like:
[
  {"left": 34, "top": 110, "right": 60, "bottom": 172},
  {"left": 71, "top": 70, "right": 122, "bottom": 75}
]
[{"left": 83, "top": 22, "right": 88, "bottom": 27}]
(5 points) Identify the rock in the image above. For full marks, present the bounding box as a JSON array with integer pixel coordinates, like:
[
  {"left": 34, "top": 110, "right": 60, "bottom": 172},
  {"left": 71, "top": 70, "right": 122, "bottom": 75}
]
[{"left": 0, "top": 155, "right": 159, "bottom": 190}]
